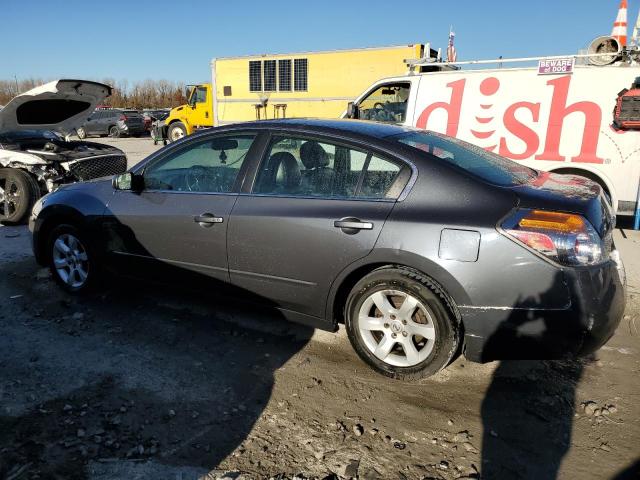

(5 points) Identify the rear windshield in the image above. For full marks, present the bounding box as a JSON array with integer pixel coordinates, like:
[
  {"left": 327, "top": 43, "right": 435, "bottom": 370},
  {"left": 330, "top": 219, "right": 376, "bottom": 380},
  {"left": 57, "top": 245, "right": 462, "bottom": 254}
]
[
  {"left": 123, "top": 110, "right": 142, "bottom": 116},
  {"left": 391, "top": 131, "right": 537, "bottom": 186}
]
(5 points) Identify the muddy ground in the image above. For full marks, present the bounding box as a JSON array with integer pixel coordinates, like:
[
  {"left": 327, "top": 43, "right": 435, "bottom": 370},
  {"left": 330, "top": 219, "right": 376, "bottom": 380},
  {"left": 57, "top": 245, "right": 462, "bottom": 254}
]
[{"left": 1, "top": 137, "right": 639, "bottom": 480}]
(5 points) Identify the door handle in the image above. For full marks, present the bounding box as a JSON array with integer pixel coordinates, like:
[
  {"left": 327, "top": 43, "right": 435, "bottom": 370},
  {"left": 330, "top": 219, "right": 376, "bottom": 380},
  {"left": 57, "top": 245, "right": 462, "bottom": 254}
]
[
  {"left": 334, "top": 218, "right": 373, "bottom": 234},
  {"left": 194, "top": 213, "right": 223, "bottom": 227}
]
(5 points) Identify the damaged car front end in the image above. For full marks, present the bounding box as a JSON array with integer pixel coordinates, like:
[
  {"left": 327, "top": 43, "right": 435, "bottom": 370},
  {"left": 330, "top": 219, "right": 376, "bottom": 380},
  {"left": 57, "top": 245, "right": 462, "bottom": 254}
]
[{"left": 0, "top": 80, "right": 127, "bottom": 224}]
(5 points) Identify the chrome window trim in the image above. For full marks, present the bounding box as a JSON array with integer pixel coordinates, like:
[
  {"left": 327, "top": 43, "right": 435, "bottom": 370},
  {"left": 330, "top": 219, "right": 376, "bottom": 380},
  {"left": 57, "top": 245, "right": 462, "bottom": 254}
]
[{"left": 236, "top": 192, "right": 396, "bottom": 203}]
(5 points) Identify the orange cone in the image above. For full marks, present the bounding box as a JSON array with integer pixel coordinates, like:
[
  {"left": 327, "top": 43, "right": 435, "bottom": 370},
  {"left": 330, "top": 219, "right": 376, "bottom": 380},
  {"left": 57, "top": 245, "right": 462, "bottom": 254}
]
[{"left": 612, "top": 0, "right": 628, "bottom": 47}]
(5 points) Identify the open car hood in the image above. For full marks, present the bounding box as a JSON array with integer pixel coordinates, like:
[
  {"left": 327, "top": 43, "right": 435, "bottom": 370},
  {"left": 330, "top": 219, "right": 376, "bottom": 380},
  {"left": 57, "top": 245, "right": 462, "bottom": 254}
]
[{"left": 0, "top": 79, "right": 112, "bottom": 136}]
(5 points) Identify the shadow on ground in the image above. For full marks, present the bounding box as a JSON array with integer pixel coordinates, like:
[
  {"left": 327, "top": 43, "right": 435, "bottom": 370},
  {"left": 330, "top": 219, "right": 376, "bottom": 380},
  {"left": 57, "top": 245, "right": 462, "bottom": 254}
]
[{"left": 0, "top": 256, "right": 313, "bottom": 479}]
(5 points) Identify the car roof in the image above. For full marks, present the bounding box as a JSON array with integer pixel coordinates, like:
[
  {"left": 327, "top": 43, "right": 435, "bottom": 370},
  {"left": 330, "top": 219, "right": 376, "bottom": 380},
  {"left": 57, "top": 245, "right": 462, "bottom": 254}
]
[{"left": 219, "top": 118, "right": 415, "bottom": 139}]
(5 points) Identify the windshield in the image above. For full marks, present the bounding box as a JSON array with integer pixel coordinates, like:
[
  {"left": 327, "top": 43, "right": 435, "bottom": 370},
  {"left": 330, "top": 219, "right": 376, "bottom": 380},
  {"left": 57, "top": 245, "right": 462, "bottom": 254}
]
[
  {"left": 0, "top": 130, "right": 64, "bottom": 143},
  {"left": 391, "top": 131, "right": 538, "bottom": 186}
]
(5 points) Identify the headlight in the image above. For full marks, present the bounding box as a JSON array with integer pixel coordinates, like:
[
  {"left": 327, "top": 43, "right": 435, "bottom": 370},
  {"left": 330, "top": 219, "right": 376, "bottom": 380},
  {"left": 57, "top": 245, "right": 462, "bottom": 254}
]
[{"left": 501, "top": 209, "right": 605, "bottom": 266}]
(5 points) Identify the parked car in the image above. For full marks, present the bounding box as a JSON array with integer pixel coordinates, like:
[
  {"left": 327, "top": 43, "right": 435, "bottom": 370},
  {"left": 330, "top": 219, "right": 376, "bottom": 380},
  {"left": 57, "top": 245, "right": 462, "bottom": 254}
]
[
  {"left": 76, "top": 109, "right": 146, "bottom": 139},
  {"left": 142, "top": 109, "right": 170, "bottom": 131},
  {"left": 0, "top": 80, "right": 128, "bottom": 225},
  {"left": 29, "top": 119, "right": 625, "bottom": 379}
]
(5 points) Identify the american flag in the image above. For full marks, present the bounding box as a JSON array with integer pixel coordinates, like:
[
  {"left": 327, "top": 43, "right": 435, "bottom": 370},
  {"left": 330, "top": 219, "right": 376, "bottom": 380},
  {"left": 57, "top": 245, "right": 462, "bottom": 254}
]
[{"left": 447, "top": 27, "right": 457, "bottom": 62}]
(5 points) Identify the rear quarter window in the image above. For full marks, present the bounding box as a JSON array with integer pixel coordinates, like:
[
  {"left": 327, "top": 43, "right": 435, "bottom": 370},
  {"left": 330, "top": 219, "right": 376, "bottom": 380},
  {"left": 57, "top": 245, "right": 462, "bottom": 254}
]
[{"left": 392, "top": 131, "right": 537, "bottom": 187}]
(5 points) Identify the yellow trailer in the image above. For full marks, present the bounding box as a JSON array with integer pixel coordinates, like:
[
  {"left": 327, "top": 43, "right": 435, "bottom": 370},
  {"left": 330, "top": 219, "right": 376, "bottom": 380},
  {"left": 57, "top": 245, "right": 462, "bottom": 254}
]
[
  {"left": 161, "top": 44, "right": 427, "bottom": 141},
  {"left": 211, "top": 44, "right": 425, "bottom": 126}
]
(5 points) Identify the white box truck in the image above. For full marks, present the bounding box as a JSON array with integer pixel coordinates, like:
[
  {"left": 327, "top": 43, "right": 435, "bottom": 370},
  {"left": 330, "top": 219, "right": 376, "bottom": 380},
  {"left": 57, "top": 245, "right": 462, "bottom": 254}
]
[{"left": 346, "top": 42, "right": 640, "bottom": 216}]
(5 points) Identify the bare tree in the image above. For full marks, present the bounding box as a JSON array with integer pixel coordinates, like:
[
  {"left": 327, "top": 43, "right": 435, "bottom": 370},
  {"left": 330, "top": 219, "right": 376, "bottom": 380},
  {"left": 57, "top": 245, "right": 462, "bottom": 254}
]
[{"left": 0, "top": 78, "right": 188, "bottom": 108}]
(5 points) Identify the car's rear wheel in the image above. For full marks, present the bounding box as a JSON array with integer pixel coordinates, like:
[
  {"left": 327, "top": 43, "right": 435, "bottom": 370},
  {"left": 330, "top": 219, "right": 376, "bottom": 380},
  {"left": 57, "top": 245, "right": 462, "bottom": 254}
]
[
  {"left": 168, "top": 122, "right": 187, "bottom": 142},
  {"left": 48, "top": 225, "right": 97, "bottom": 293},
  {"left": 109, "top": 125, "right": 120, "bottom": 138},
  {"left": 76, "top": 127, "right": 87, "bottom": 139},
  {"left": 345, "top": 267, "right": 459, "bottom": 380},
  {"left": 0, "top": 168, "right": 40, "bottom": 225}
]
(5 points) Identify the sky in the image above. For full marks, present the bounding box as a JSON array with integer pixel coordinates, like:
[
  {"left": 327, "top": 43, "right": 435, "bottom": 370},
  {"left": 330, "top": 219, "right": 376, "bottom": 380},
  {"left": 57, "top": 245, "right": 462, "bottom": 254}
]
[{"left": 1, "top": 0, "right": 636, "bottom": 84}]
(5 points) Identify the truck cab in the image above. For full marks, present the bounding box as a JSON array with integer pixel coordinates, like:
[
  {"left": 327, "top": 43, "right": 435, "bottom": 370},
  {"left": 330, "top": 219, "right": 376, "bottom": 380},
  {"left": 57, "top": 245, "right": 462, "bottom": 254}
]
[{"left": 162, "top": 84, "right": 213, "bottom": 142}]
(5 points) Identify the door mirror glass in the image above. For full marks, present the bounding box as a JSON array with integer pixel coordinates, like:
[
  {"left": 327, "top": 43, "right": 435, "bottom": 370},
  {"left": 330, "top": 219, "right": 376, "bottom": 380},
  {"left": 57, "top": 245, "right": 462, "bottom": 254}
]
[{"left": 113, "top": 172, "right": 132, "bottom": 190}]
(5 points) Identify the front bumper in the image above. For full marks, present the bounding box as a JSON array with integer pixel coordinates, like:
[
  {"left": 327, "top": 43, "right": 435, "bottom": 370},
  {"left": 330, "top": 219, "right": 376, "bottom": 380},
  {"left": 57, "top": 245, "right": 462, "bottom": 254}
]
[{"left": 462, "top": 253, "right": 626, "bottom": 363}]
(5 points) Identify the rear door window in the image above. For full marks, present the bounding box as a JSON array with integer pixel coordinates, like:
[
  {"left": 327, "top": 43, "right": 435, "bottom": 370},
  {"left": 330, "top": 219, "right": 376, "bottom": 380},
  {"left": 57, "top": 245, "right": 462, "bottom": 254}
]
[{"left": 253, "top": 135, "right": 407, "bottom": 199}]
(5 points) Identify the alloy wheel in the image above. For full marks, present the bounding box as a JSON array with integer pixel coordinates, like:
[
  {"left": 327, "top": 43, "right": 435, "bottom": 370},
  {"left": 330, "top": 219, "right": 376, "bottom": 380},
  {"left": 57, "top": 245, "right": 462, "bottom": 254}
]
[
  {"left": 0, "top": 177, "right": 21, "bottom": 219},
  {"left": 52, "top": 233, "right": 90, "bottom": 288},
  {"left": 357, "top": 289, "right": 436, "bottom": 367}
]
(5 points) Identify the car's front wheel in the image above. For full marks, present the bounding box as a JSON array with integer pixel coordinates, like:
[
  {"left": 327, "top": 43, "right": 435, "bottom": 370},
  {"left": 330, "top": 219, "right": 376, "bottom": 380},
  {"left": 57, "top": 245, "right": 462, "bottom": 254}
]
[
  {"left": 48, "top": 225, "right": 97, "bottom": 293},
  {"left": 345, "top": 267, "right": 459, "bottom": 380},
  {"left": 0, "top": 168, "right": 40, "bottom": 225},
  {"left": 76, "top": 127, "right": 87, "bottom": 139}
]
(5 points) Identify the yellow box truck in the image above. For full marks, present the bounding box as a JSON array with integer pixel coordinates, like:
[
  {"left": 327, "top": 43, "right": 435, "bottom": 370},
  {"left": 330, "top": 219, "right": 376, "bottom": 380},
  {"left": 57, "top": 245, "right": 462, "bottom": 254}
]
[{"left": 160, "top": 44, "right": 427, "bottom": 142}]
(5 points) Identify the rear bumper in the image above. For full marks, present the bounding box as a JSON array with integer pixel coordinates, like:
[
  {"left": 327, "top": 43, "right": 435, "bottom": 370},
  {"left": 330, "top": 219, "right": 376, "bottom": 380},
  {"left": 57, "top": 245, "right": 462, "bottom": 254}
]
[{"left": 462, "top": 254, "right": 626, "bottom": 363}]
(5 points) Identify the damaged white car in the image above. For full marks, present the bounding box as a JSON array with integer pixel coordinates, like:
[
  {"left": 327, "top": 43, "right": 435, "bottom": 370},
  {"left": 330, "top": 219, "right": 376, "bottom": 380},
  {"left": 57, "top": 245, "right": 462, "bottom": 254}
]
[{"left": 0, "top": 80, "right": 127, "bottom": 224}]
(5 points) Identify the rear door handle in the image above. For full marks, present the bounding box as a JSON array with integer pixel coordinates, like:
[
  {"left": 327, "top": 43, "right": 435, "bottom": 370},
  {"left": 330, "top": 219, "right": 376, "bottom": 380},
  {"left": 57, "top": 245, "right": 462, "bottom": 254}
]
[
  {"left": 334, "top": 218, "right": 373, "bottom": 234},
  {"left": 194, "top": 213, "right": 224, "bottom": 227}
]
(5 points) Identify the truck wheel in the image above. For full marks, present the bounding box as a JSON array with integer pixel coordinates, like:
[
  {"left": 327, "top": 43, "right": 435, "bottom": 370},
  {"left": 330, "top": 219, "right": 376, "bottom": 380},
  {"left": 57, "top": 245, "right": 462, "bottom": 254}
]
[
  {"left": 168, "top": 122, "right": 187, "bottom": 142},
  {"left": 0, "top": 168, "right": 41, "bottom": 225},
  {"left": 76, "top": 127, "right": 87, "bottom": 139},
  {"left": 109, "top": 126, "right": 120, "bottom": 138}
]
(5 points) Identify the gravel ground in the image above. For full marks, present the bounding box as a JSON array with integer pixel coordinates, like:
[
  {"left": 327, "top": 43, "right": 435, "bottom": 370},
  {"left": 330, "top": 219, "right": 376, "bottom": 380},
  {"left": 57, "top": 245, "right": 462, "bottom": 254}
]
[{"left": 0, "top": 136, "right": 639, "bottom": 479}]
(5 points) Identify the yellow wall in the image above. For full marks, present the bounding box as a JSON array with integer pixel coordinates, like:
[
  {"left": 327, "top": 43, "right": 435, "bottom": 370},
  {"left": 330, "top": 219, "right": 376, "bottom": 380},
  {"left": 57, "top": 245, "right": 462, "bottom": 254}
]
[{"left": 213, "top": 45, "right": 421, "bottom": 124}]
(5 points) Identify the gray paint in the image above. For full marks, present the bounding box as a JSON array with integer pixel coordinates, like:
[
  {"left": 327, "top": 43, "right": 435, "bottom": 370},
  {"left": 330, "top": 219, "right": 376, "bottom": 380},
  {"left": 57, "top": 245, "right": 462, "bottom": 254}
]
[
  {"left": 30, "top": 119, "right": 626, "bottom": 363},
  {"left": 438, "top": 229, "right": 480, "bottom": 262}
]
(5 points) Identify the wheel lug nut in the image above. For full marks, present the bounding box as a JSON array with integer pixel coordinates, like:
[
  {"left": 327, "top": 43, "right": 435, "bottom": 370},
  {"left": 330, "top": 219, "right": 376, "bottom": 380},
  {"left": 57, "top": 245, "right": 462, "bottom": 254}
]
[
  {"left": 384, "top": 323, "right": 389, "bottom": 329},
  {"left": 402, "top": 331, "right": 408, "bottom": 337},
  {"left": 391, "top": 333, "right": 397, "bottom": 338},
  {"left": 402, "top": 320, "right": 407, "bottom": 325},
  {"left": 390, "top": 314, "right": 396, "bottom": 320}
]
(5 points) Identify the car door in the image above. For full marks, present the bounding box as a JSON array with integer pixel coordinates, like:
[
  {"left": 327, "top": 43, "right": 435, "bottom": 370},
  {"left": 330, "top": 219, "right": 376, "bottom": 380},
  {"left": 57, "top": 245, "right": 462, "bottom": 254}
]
[
  {"left": 85, "top": 111, "right": 100, "bottom": 135},
  {"left": 103, "top": 131, "right": 261, "bottom": 282},
  {"left": 189, "top": 86, "right": 210, "bottom": 127},
  {"left": 227, "top": 133, "right": 411, "bottom": 321}
]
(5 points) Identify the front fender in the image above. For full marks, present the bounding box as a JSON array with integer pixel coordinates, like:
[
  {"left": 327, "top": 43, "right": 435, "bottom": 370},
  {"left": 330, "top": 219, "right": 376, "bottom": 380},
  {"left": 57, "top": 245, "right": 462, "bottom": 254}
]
[{"left": 31, "top": 186, "right": 112, "bottom": 265}]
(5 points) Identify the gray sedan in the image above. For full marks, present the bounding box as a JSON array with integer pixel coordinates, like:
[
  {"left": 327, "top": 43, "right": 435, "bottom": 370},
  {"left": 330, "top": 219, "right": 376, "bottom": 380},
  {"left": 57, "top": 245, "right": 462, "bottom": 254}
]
[{"left": 29, "top": 119, "right": 625, "bottom": 379}]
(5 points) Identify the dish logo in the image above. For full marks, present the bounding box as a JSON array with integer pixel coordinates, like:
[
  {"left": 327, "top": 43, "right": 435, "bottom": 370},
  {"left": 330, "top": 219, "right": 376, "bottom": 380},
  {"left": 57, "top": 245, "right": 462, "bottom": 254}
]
[{"left": 415, "top": 75, "right": 604, "bottom": 164}]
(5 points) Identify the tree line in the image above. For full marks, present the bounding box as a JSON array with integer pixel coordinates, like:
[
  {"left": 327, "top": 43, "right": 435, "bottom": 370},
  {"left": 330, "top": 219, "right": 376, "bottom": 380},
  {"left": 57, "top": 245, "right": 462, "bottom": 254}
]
[{"left": 0, "top": 78, "right": 188, "bottom": 109}]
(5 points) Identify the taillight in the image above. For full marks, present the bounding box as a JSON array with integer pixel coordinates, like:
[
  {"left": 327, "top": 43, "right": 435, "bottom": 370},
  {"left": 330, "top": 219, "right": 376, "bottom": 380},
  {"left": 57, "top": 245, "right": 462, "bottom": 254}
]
[
  {"left": 119, "top": 115, "right": 127, "bottom": 121},
  {"left": 501, "top": 209, "right": 605, "bottom": 266}
]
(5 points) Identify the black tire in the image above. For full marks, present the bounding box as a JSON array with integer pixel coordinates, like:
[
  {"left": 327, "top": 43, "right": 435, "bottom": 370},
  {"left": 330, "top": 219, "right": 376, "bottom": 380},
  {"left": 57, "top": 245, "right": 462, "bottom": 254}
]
[
  {"left": 47, "top": 224, "right": 99, "bottom": 294},
  {"left": 167, "top": 122, "right": 187, "bottom": 143},
  {"left": 109, "top": 125, "right": 120, "bottom": 138},
  {"left": 345, "top": 266, "right": 459, "bottom": 380},
  {"left": 0, "top": 168, "right": 41, "bottom": 225},
  {"left": 76, "top": 127, "right": 87, "bottom": 139}
]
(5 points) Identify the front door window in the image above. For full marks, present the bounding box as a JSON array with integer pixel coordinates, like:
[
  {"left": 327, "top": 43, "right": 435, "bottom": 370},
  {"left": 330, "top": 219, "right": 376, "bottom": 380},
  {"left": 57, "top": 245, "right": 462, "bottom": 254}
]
[{"left": 143, "top": 134, "right": 256, "bottom": 192}]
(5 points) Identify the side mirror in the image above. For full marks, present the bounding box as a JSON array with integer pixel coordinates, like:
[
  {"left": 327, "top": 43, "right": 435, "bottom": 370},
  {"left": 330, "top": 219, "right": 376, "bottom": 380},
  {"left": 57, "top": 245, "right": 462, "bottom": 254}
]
[
  {"left": 346, "top": 102, "right": 358, "bottom": 119},
  {"left": 113, "top": 172, "right": 143, "bottom": 191}
]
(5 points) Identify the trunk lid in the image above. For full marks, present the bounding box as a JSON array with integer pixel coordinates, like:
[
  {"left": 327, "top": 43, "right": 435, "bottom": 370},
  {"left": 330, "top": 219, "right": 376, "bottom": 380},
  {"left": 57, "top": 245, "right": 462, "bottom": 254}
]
[{"left": 0, "top": 80, "right": 112, "bottom": 136}]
